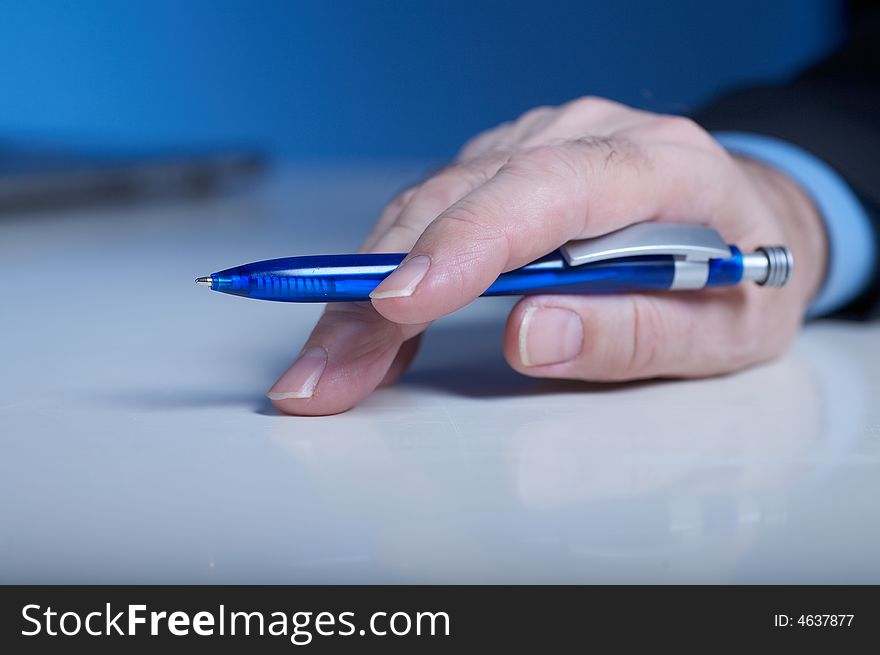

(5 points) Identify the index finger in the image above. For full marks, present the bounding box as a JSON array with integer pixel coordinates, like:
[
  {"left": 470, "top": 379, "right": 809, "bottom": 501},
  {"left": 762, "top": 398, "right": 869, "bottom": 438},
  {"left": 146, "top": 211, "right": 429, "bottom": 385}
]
[{"left": 368, "top": 132, "right": 738, "bottom": 325}]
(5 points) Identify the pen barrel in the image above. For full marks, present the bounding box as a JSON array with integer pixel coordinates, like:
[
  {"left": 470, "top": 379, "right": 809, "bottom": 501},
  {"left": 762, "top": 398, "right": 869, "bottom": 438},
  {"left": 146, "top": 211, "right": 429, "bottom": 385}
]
[
  {"left": 487, "top": 254, "right": 676, "bottom": 296},
  {"left": 209, "top": 249, "right": 745, "bottom": 302},
  {"left": 485, "top": 248, "right": 744, "bottom": 296},
  {"left": 211, "top": 253, "right": 406, "bottom": 302}
]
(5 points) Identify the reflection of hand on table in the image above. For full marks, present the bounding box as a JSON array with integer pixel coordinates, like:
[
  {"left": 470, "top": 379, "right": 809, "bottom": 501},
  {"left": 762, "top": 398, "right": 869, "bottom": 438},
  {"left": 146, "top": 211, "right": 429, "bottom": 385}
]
[{"left": 266, "top": 330, "right": 866, "bottom": 582}]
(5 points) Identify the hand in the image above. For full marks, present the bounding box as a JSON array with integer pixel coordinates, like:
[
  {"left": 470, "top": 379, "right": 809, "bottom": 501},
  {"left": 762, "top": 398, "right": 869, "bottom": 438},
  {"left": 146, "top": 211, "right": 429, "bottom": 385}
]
[{"left": 268, "top": 97, "right": 828, "bottom": 415}]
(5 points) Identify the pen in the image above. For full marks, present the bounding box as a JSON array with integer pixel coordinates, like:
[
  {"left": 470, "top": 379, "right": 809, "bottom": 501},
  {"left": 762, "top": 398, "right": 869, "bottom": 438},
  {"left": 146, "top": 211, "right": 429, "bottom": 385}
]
[{"left": 195, "top": 223, "right": 793, "bottom": 303}]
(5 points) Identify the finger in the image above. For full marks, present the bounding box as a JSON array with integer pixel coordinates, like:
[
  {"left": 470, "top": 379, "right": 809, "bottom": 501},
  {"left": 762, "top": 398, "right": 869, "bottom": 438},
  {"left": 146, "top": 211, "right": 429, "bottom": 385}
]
[
  {"left": 369, "top": 134, "right": 735, "bottom": 325},
  {"left": 457, "top": 106, "right": 554, "bottom": 161},
  {"left": 331, "top": 152, "right": 513, "bottom": 406},
  {"left": 457, "top": 98, "right": 647, "bottom": 161},
  {"left": 502, "top": 289, "right": 798, "bottom": 381},
  {"left": 272, "top": 183, "right": 430, "bottom": 416},
  {"left": 378, "top": 334, "right": 422, "bottom": 388},
  {"left": 369, "top": 151, "right": 512, "bottom": 254},
  {"left": 271, "top": 181, "right": 433, "bottom": 415},
  {"left": 269, "top": 303, "right": 428, "bottom": 416},
  {"left": 456, "top": 120, "right": 515, "bottom": 162},
  {"left": 360, "top": 186, "right": 418, "bottom": 252},
  {"left": 516, "top": 98, "right": 651, "bottom": 149}
]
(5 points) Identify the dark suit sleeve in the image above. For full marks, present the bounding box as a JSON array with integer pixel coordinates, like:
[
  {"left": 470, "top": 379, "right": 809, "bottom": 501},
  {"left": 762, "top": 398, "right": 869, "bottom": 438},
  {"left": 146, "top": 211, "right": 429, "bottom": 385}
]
[{"left": 694, "top": 2, "right": 880, "bottom": 318}]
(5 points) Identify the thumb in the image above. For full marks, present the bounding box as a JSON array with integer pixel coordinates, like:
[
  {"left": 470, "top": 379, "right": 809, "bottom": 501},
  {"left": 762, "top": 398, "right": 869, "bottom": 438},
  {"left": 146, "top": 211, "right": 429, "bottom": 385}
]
[{"left": 502, "top": 290, "right": 789, "bottom": 381}]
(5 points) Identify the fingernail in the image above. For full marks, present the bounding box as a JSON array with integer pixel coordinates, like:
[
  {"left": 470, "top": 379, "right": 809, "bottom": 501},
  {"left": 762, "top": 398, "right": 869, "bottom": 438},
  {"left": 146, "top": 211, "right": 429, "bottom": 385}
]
[
  {"left": 370, "top": 255, "right": 431, "bottom": 299},
  {"left": 267, "top": 346, "right": 328, "bottom": 400},
  {"left": 519, "top": 306, "right": 583, "bottom": 367}
]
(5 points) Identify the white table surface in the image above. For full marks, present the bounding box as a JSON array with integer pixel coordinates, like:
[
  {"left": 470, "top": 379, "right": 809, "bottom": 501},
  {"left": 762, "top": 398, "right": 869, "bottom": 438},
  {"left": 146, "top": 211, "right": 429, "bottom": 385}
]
[{"left": 2, "top": 165, "right": 879, "bottom": 584}]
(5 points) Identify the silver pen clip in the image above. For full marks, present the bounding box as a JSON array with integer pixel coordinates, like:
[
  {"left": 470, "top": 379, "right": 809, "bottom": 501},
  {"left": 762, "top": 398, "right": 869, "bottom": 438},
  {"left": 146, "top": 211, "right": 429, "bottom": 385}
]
[
  {"left": 560, "top": 222, "right": 731, "bottom": 266},
  {"left": 561, "top": 223, "right": 791, "bottom": 288}
]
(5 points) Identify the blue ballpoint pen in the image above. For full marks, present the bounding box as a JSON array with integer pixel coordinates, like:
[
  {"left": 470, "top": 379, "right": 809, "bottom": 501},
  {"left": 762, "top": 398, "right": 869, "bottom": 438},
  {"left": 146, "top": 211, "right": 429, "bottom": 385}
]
[{"left": 195, "top": 223, "right": 793, "bottom": 302}]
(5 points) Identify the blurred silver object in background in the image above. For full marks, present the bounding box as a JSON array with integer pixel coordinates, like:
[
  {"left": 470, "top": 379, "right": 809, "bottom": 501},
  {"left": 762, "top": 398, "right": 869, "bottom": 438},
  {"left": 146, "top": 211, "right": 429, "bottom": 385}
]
[{"left": 0, "top": 141, "right": 266, "bottom": 213}]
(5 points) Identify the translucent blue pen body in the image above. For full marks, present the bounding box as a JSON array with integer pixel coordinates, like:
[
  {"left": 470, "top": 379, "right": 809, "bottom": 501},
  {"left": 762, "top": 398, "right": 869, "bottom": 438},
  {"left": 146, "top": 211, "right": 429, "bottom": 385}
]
[{"left": 206, "top": 248, "right": 745, "bottom": 302}]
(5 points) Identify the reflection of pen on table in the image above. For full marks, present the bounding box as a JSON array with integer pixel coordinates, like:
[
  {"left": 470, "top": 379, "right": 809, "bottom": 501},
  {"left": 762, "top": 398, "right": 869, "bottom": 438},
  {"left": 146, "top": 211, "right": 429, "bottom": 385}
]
[{"left": 195, "top": 223, "right": 793, "bottom": 302}]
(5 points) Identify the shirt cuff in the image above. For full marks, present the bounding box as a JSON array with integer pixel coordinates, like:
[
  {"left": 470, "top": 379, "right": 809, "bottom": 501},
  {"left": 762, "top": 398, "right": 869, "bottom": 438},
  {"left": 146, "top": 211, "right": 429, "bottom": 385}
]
[{"left": 713, "top": 131, "right": 876, "bottom": 317}]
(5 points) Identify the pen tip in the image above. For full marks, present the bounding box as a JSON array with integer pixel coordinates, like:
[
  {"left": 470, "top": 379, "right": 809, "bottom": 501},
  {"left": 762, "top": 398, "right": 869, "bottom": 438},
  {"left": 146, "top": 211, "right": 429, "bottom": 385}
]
[{"left": 195, "top": 276, "right": 213, "bottom": 287}]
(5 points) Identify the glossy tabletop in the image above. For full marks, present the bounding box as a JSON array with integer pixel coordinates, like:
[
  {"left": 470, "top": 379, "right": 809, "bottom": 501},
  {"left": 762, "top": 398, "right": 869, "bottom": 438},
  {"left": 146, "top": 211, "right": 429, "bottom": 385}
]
[{"left": 2, "top": 165, "right": 879, "bottom": 583}]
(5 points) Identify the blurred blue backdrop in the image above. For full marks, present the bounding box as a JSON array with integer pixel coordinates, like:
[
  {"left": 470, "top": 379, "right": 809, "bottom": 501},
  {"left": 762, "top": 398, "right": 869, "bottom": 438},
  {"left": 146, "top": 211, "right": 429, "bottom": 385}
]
[{"left": 0, "top": 0, "right": 844, "bottom": 160}]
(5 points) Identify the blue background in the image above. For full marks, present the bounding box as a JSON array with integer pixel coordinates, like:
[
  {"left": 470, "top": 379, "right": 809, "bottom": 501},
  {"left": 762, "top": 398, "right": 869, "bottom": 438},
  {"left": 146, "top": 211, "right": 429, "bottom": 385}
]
[{"left": 0, "top": 0, "right": 843, "bottom": 160}]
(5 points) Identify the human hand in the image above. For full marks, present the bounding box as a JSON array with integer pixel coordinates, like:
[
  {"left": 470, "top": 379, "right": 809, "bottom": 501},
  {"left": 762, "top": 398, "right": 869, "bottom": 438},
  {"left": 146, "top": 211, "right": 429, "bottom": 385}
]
[{"left": 268, "top": 97, "right": 828, "bottom": 415}]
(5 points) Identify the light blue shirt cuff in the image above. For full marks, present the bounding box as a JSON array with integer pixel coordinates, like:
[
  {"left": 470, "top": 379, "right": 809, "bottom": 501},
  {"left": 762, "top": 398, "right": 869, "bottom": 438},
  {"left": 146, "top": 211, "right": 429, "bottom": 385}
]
[{"left": 713, "top": 131, "right": 876, "bottom": 317}]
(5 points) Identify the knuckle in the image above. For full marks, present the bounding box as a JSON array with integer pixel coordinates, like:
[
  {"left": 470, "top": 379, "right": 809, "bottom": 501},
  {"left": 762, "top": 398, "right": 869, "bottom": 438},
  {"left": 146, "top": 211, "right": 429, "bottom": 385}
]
[
  {"left": 655, "top": 114, "right": 701, "bottom": 136},
  {"left": 388, "top": 187, "right": 416, "bottom": 212},
  {"left": 411, "top": 158, "right": 498, "bottom": 214},
  {"left": 415, "top": 169, "right": 475, "bottom": 209},
  {"left": 560, "top": 96, "right": 633, "bottom": 128},
  {"left": 563, "top": 95, "right": 621, "bottom": 116},
  {"left": 515, "top": 105, "right": 554, "bottom": 126},
  {"left": 456, "top": 159, "right": 497, "bottom": 188},
  {"left": 646, "top": 114, "right": 722, "bottom": 151},
  {"left": 505, "top": 143, "right": 582, "bottom": 180},
  {"left": 457, "top": 137, "right": 487, "bottom": 161},
  {"left": 381, "top": 220, "right": 424, "bottom": 247},
  {"left": 457, "top": 123, "right": 509, "bottom": 160}
]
